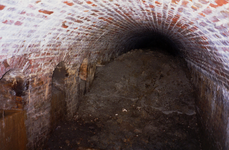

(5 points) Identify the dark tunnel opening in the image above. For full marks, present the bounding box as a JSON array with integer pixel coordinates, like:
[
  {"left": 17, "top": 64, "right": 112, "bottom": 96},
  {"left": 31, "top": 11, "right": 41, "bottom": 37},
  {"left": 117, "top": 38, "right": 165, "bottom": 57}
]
[{"left": 122, "top": 31, "right": 181, "bottom": 56}]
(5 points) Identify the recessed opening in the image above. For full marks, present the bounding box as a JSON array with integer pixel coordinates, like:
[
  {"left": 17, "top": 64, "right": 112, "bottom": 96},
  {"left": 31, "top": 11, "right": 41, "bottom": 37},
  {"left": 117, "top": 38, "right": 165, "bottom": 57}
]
[
  {"left": 0, "top": 70, "right": 28, "bottom": 149},
  {"left": 51, "top": 62, "right": 68, "bottom": 129},
  {"left": 0, "top": 70, "right": 28, "bottom": 109},
  {"left": 122, "top": 31, "right": 182, "bottom": 56}
]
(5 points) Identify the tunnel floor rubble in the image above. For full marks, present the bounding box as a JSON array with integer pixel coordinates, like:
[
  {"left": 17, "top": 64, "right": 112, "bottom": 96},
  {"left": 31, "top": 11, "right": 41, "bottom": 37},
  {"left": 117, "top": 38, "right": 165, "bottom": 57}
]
[{"left": 44, "top": 49, "right": 202, "bottom": 150}]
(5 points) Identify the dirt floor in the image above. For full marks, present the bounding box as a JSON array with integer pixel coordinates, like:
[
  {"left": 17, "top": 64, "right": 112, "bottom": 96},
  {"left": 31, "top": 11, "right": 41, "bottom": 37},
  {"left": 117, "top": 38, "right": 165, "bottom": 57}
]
[{"left": 44, "top": 49, "right": 202, "bottom": 150}]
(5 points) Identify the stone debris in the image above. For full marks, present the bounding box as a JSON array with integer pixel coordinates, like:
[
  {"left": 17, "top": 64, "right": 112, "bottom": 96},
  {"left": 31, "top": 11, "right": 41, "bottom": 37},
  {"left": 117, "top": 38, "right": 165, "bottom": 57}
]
[{"left": 122, "top": 108, "right": 128, "bottom": 112}]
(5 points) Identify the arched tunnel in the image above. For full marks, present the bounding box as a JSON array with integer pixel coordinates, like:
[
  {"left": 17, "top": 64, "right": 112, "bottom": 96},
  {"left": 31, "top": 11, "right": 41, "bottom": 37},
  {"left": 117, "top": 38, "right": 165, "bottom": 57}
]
[{"left": 0, "top": 0, "right": 229, "bottom": 149}]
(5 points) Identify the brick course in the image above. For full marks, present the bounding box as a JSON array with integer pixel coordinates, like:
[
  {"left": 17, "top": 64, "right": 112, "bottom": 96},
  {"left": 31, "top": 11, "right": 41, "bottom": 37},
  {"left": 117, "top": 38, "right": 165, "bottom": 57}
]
[{"left": 0, "top": 0, "right": 228, "bottom": 149}]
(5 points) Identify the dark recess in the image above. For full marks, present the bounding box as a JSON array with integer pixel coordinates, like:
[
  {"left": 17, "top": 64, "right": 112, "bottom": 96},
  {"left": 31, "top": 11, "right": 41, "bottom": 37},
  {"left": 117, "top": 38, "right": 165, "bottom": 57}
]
[
  {"left": 124, "top": 31, "right": 181, "bottom": 56},
  {"left": 12, "top": 78, "right": 28, "bottom": 97}
]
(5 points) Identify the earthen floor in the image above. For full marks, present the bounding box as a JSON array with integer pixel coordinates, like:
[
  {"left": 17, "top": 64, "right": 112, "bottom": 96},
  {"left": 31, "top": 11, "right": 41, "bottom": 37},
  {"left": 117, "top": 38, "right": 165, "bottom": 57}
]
[{"left": 44, "top": 49, "right": 202, "bottom": 150}]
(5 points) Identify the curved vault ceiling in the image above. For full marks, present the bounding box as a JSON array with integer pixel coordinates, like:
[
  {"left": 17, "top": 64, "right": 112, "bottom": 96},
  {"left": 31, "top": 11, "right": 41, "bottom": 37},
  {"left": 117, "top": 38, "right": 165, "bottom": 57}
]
[
  {"left": 0, "top": 0, "right": 229, "bottom": 149},
  {"left": 0, "top": 0, "right": 228, "bottom": 83}
]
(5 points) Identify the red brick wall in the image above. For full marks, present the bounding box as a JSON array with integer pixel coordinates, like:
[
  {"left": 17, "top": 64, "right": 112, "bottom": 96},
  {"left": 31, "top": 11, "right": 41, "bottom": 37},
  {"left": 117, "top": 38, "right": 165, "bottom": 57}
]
[{"left": 0, "top": 0, "right": 229, "bottom": 149}]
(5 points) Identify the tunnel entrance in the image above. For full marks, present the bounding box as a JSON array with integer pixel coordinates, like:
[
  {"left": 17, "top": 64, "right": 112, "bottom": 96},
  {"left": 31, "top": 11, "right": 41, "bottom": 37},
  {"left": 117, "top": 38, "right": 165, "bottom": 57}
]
[
  {"left": 122, "top": 31, "right": 181, "bottom": 56},
  {"left": 44, "top": 49, "right": 203, "bottom": 150}
]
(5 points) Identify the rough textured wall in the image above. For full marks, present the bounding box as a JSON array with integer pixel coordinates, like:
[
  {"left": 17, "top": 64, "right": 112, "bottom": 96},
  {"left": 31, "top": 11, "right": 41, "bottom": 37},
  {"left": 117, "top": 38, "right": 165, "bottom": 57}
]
[{"left": 0, "top": 0, "right": 229, "bottom": 149}]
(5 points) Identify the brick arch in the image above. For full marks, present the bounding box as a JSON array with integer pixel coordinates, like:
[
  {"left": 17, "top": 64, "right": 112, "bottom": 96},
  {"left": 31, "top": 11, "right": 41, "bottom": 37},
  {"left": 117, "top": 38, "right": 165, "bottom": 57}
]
[
  {"left": 0, "top": 1, "right": 228, "bottom": 68},
  {"left": 0, "top": 0, "right": 229, "bottom": 149},
  {"left": 0, "top": 55, "right": 29, "bottom": 79}
]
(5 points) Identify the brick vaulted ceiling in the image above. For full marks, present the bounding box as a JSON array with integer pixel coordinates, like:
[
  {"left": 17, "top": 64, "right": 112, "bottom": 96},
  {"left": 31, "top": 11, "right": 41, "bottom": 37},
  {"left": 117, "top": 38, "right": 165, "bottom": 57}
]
[
  {"left": 0, "top": 0, "right": 228, "bottom": 84},
  {"left": 0, "top": 0, "right": 229, "bottom": 149}
]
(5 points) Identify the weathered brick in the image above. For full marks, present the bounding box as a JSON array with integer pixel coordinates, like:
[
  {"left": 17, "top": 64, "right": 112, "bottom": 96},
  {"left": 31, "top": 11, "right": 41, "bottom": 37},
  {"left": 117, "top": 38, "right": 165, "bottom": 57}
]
[
  {"left": 38, "top": 9, "right": 54, "bottom": 15},
  {"left": 0, "top": 0, "right": 228, "bottom": 149},
  {"left": 0, "top": 4, "right": 5, "bottom": 10}
]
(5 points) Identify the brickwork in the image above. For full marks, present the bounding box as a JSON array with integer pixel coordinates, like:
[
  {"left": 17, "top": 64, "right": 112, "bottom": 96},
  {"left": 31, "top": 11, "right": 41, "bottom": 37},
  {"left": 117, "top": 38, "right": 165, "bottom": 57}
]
[
  {"left": 189, "top": 63, "right": 229, "bottom": 149},
  {"left": 0, "top": 0, "right": 228, "bottom": 149}
]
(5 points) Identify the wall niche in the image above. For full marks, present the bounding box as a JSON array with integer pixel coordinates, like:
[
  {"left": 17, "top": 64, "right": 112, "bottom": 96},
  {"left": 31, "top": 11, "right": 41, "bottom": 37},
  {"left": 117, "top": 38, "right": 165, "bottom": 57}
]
[
  {"left": 51, "top": 62, "right": 68, "bottom": 128},
  {"left": 0, "top": 70, "right": 28, "bottom": 110}
]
